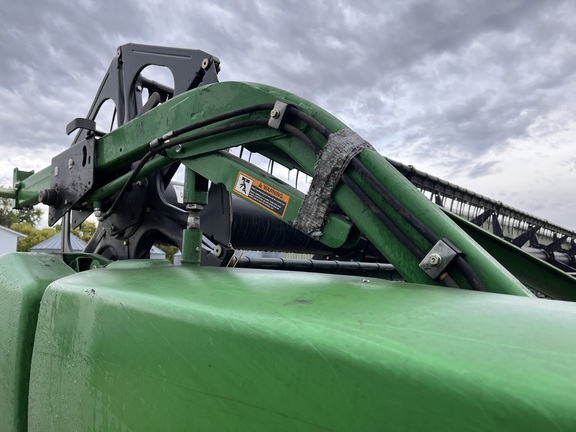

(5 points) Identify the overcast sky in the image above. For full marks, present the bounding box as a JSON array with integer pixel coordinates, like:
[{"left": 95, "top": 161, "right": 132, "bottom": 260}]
[{"left": 1, "top": 0, "right": 575, "bottom": 229}]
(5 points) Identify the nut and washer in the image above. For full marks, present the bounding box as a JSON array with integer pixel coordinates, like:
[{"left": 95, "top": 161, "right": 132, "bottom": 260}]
[
  {"left": 418, "top": 239, "right": 459, "bottom": 279},
  {"left": 428, "top": 253, "right": 442, "bottom": 267}
]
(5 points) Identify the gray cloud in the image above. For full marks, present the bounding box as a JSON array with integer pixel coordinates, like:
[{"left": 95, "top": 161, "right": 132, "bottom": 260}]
[{"left": 1, "top": 0, "right": 576, "bottom": 228}]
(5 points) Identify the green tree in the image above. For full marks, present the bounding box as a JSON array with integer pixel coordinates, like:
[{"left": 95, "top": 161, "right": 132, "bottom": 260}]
[
  {"left": 0, "top": 195, "right": 43, "bottom": 227},
  {"left": 9, "top": 220, "right": 97, "bottom": 252},
  {"left": 71, "top": 221, "right": 97, "bottom": 243},
  {"left": 10, "top": 222, "right": 59, "bottom": 252}
]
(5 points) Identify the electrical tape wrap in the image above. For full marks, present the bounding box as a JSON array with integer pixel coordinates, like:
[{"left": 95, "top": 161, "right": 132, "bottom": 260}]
[{"left": 293, "top": 128, "right": 373, "bottom": 237}]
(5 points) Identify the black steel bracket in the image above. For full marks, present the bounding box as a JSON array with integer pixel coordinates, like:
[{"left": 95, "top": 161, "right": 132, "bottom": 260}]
[
  {"left": 71, "top": 43, "right": 220, "bottom": 144},
  {"left": 66, "top": 118, "right": 98, "bottom": 136},
  {"left": 43, "top": 138, "right": 95, "bottom": 226}
]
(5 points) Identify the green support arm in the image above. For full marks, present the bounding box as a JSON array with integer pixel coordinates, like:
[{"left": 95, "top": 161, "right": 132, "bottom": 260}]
[{"left": 6, "top": 81, "right": 575, "bottom": 297}]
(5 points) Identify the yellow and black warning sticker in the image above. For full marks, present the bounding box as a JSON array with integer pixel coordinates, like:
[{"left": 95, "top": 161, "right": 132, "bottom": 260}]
[{"left": 233, "top": 171, "right": 290, "bottom": 218}]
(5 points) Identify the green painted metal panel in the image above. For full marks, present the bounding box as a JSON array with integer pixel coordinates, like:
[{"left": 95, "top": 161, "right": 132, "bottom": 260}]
[
  {"left": 0, "top": 188, "right": 16, "bottom": 199},
  {"left": 357, "top": 149, "right": 533, "bottom": 296},
  {"left": 0, "top": 253, "right": 75, "bottom": 432},
  {"left": 447, "top": 211, "right": 576, "bottom": 300},
  {"left": 183, "top": 152, "right": 356, "bottom": 249},
  {"left": 13, "top": 167, "right": 50, "bottom": 208},
  {"left": 29, "top": 263, "right": 576, "bottom": 431},
  {"left": 97, "top": 82, "right": 283, "bottom": 171}
]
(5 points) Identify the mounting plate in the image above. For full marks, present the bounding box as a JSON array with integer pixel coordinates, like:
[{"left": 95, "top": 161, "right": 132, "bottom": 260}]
[
  {"left": 48, "top": 139, "right": 95, "bottom": 226},
  {"left": 419, "top": 239, "right": 460, "bottom": 279}
]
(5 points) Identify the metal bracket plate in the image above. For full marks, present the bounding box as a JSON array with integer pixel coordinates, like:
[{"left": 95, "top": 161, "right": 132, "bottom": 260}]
[
  {"left": 268, "top": 101, "right": 289, "bottom": 130},
  {"left": 419, "top": 239, "right": 460, "bottom": 279},
  {"left": 48, "top": 139, "right": 95, "bottom": 226}
]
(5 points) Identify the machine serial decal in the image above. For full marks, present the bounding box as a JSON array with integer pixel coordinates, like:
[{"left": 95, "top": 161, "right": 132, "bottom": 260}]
[{"left": 233, "top": 171, "right": 290, "bottom": 218}]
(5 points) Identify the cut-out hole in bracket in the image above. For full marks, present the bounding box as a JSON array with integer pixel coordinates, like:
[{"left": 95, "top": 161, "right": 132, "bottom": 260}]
[
  {"left": 94, "top": 98, "right": 118, "bottom": 133},
  {"left": 138, "top": 65, "right": 176, "bottom": 109}
]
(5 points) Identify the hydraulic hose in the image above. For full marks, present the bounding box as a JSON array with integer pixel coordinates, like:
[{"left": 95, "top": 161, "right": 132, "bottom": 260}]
[
  {"left": 100, "top": 114, "right": 272, "bottom": 221},
  {"left": 285, "top": 106, "right": 487, "bottom": 291},
  {"left": 104, "top": 100, "right": 486, "bottom": 291}
]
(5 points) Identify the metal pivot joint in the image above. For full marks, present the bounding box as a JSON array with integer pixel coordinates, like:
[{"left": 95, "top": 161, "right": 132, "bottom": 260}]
[
  {"left": 181, "top": 169, "right": 209, "bottom": 266},
  {"left": 186, "top": 203, "right": 204, "bottom": 230},
  {"left": 419, "top": 239, "right": 461, "bottom": 280}
]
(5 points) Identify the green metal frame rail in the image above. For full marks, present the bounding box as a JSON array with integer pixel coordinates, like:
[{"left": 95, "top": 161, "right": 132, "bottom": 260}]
[{"left": 3, "top": 81, "right": 576, "bottom": 299}]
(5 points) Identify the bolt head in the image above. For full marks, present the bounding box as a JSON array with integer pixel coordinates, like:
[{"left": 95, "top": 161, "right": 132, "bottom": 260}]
[
  {"left": 428, "top": 253, "right": 442, "bottom": 267},
  {"left": 270, "top": 108, "right": 281, "bottom": 119}
]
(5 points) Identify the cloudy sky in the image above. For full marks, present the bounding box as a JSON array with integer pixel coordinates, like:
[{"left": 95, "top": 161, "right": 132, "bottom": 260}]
[{"left": 1, "top": 0, "right": 575, "bottom": 229}]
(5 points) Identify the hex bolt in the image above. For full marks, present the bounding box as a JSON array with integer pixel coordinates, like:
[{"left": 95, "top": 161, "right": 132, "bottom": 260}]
[
  {"left": 68, "top": 158, "right": 75, "bottom": 169},
  {"left": 428, "top": 253, "right": 443, "bottom": 267},
  {"left": 270, "top": 108, "right": 281, "bottom": 119}
]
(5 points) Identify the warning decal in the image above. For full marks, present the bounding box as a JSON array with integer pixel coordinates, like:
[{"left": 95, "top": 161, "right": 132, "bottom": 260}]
[{"left": 233, "top": 171, "right": 290, "bottom": 218}]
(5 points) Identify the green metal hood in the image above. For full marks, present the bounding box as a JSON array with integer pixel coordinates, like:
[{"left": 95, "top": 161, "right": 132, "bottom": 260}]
[{"left": 27, "top": 261, "right": 576, "bottom": 431}]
